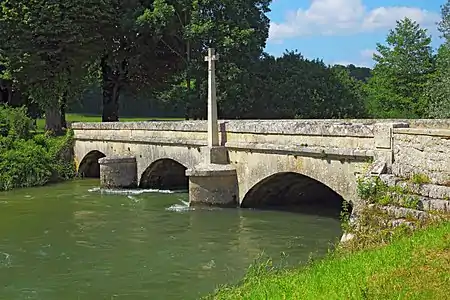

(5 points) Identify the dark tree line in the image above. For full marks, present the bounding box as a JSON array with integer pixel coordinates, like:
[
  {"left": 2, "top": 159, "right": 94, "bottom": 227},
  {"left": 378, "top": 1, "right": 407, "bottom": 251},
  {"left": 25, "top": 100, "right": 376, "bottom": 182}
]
[{"left": 1, "top": 0, "right": 449, "bottom": 133}]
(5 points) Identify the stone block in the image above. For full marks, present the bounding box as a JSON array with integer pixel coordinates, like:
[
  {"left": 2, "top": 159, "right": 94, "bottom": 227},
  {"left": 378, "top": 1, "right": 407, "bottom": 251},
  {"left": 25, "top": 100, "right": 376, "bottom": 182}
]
[
  {"left": 367, "top": 158, "right": 387, "bottom": 176},
  {"left": 99, "top": 156, "right": 137, "bottom": 188},
  {"left": 202, "top": 146, "right": 229, "bottom": 164},
  {"left": 374, "top": 122, "right": 408, "bottom": 148},
  {"left": 186, "top": 163, "right": 238, "bottom": 207}
]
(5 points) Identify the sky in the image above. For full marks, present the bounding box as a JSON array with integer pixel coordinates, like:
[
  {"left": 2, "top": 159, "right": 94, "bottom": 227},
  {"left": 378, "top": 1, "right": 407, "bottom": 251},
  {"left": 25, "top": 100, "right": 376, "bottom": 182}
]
[{"left": 265, "top": 0, "right": 445, "bottom": 67}]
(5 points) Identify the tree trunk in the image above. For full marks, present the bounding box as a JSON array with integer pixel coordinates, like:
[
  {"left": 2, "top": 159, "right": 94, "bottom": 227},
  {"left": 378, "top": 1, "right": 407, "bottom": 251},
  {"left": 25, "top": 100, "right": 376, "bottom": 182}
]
[
  {"left": 185, "top": 39, "right": 192, "bottom": 120},
  {"left": 102, "top": 81, "right": 120, "bottom": 122},
  {"left": 60, "top": 97, "right": 67, "bottom": 128},
  {"left": 7, "top": 86, "right": 12, "bottom": 105},
  {"left": 185, "top": 75, "right": 191, "bottom": 120},
  {"left": 101, "top": 56, "right": 122, "bottom": 122},
  {"left": 45, "top": 106, "right": 63, "bottom": 135}
]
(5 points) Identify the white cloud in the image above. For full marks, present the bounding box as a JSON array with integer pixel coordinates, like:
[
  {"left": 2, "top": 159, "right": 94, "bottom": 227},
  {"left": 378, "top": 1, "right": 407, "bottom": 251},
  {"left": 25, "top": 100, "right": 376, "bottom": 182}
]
[
  {"left": 360, "top": 48, "right": 377, "bottom": 60},
  {"left": 269, "top": 0, "right": 440, "bottom": 41}
]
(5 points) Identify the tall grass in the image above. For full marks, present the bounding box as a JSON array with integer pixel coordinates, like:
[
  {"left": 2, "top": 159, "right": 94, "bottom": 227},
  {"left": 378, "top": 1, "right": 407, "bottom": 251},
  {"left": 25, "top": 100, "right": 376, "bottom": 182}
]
[{"left": 206, "top": 221, "right": 450, "bottom": 300}]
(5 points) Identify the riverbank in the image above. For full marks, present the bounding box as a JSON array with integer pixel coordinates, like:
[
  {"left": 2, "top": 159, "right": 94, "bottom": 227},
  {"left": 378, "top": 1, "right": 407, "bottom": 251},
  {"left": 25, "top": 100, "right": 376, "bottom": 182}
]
[
  {"left": 0, "top": 106, "right": 75, "bottom": 191},
  {"left": 207, "top": 221, "right": 450, "bottom": 299}
]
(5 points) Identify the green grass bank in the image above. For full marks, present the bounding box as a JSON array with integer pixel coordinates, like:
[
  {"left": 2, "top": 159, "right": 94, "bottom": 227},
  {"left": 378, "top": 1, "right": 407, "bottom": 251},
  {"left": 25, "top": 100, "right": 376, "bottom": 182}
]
[{"left": 207, "top": 221, "right": 450, "bottom": 300}]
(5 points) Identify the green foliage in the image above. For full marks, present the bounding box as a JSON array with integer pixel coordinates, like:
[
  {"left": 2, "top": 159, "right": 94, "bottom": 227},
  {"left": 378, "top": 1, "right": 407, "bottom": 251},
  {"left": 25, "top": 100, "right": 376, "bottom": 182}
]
[
  {"left": 438, "top": 1, "right": 450, "bottom": 42},
  {"left": 365, "top": 18, "right": 435, "bottom": 118},
  {"left": 0, "top": 105, "right": 34, "bottom": 139},
  {"left": 333, "top": 64, "right": 372, "bottom": 82},
  {"left": 214, "top": 51, "right": 367, "bottom": 119},
  {"left": 340, "top": 200, "right": 352, "bottom": 232},
  {"left": 357, "top": 176, "right": 385, "bottom": 202},
  {"left": 0, "top": 107, "right": 75, "bottom": 191},
  {"left": 0, "top": 139, "right": 53, "bottom": 190},
  {"left": 45, "top": 130, "right": 76, "bottom": 181},
  {"left": 0, "top": 0, "right": 100, "bottom": 107},
  {"left": 427, "top": 44, "right": 450, "bottom": 118},
  {"left": 150, "top": 0, "right": 271, "bottom": 119},
  {"left": 410, "top": 173, "right": 432, "bottom": 185},
  {"left": 357, "top": 176, "right": 421, "bottom": 210}
]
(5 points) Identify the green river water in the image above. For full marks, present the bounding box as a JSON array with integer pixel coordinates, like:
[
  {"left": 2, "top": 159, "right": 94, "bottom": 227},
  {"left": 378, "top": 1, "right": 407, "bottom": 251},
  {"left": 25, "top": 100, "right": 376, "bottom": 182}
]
[{"left": 0, "top": 179, "right": 342, "bottom": 299}]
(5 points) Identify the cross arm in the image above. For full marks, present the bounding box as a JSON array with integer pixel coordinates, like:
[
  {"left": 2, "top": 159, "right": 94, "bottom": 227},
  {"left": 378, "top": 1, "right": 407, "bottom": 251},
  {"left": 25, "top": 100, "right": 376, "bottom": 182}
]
[{"left": 204, "top": 54, "right": 219, "bottom": 61}]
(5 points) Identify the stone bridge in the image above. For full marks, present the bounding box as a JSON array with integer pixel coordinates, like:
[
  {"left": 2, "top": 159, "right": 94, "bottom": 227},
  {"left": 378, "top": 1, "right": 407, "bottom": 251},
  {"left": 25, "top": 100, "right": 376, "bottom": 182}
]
[{"left": 72, "top": 119, "right": 450, "bottom": 215}]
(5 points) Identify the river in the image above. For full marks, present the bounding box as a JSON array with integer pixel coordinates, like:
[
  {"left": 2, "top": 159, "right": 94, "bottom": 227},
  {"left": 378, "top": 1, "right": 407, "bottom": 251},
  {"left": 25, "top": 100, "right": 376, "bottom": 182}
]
[{"left": 0, "top": 179, "right": 342, "bottom": 299}]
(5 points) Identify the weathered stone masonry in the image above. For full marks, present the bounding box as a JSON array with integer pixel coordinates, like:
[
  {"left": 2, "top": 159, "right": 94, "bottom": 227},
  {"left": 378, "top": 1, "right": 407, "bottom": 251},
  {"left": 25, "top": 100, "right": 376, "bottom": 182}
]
[
  {"left": 71, "top": 119, "right": 450, "bottom": 209},
  {"left": 380, "top": 126, "right": 450, "bottom": 213}
]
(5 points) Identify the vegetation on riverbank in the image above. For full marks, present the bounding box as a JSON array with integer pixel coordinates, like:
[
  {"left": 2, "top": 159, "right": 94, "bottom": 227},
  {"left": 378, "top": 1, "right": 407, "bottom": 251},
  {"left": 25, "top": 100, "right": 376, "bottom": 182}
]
[
  {"left": 206, "top": 221, "right": 450, "bottom": 300},
  {"left": 0, "top": 106, "right": 75, "bottom": 191}
]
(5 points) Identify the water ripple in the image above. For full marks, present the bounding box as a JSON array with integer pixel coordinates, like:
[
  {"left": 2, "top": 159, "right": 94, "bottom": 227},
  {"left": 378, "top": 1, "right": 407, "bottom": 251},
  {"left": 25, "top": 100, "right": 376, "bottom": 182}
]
[
  {"left": 1, "top": 252, "right": 11, "bottom": 268},
  {"left": 88, "top": 187, "right": 187, "bottom": 195}
]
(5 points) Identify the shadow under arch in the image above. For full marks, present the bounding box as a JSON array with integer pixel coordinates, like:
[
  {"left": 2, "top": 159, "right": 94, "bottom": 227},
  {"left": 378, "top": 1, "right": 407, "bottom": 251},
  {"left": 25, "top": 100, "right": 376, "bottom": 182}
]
[
  {"left": 139, "top": 158, "right": 188, "bottom": 190},
  {"left": 241, "top": 172, "right": 351, "bottom": 218},
  {"left": 78, "top": 150, "right": 106, "bottom": 178}
]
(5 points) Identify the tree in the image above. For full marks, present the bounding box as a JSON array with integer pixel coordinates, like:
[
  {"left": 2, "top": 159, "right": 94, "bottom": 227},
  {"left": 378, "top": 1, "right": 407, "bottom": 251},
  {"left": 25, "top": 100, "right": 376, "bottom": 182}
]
[
  {"left": 0, "top": 0, "right": 104, "bottom": 133},
  {"left": 438, "top": 0, "right": 450, "bottom": 42},
  {"left": 229, "top": 51, "right": 367, "bottom": 119},
  {"left": 95, "top": 0, "right": 184, "bottom": 121},
  {"left": 1, "top": 0, "right": 184, "bottom": 126},
  {"left": 152, "top": 0, "right": 271, "bottom": 119},
  {"left": 426, "top": 45, "right": 450, "bottom": 118},
  {"left": 365, "top": 18, "right": 435, "bottom": 118},
  {"left": 333, "top": 64, "right": 372, "bottom": 82},
  {"left": 427, "top": 2, "right": 450, "bottom": 118}
]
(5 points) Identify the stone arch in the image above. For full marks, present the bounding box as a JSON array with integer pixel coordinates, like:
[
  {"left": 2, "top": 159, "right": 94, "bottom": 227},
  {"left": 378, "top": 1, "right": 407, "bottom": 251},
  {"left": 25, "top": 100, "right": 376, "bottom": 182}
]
[
  {"left": 139, "top": 158, "right": 188, "bottom": 190},
  {"left": 240, "top": 172, "right": 351, "bottom": 218},
  {"left": 78, "top": 150, "right": 106, "bottom": 178}
]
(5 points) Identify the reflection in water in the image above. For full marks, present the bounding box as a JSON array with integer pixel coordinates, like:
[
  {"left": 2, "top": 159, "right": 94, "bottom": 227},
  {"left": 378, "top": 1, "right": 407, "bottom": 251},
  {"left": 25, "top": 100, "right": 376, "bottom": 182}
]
[{"left": 0, "top": 180, "right": 342, "bottom": 300}]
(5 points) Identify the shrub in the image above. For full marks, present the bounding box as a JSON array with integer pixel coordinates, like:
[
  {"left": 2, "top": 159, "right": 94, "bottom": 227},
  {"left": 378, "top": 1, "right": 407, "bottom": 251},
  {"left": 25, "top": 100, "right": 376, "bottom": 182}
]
[
  {"left": 0, "top": 107, "right": 75, "bottom": 191},
  {"left": 410, "top": 173, "right": 431, "bottom": 184},
  {"left": 357, "top": 176, "right": 421, "bottom": 209},
  {"left": 46, "top": 130, "right": 76, "bottom": 181},
  {"left": 0, "top": 105, "right": 35, "bottom": 139},
  {"left": 0, "top": 139, "right": 53, "bottom": 190}
]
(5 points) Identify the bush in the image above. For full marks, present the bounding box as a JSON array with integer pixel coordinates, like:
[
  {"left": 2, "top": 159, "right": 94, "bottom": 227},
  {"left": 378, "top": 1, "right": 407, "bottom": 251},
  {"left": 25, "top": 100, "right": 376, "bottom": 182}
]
[
  {"left": 0, "top": 107, "right": 75, "bottom": 191},
  {"left": 0, "top": 105, "right": 35, "bottom": 139},
  {"left": 45, "top": 130, "right": 76, "bottom": 181},
  {"left": 0, "top": 139, "right": 53, "bottom": 190}
]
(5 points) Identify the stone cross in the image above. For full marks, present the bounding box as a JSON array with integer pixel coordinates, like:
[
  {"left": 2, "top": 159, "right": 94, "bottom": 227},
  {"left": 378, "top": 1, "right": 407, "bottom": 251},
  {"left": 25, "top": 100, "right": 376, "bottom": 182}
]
[{"left": 205, "top": 48, "right": 219, "bottom": 147}]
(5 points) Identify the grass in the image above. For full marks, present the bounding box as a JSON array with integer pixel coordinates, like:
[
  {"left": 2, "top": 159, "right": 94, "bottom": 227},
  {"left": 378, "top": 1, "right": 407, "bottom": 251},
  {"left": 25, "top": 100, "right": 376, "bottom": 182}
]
[
  {"left": 36, "top": 113, "right": 183, "bottom": 131},
  {"left": 410, "top": 173, "right": 432, "bottom": 185},
  {"left": 206, "top": 221, "right": 450, "bottom": 300}
]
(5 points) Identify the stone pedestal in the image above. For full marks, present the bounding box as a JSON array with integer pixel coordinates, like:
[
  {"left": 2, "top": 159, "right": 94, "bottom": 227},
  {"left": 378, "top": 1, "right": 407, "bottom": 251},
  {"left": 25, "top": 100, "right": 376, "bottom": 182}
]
[
  {"left": 186, "top": 146, "right": 238, "bottom": 207},
  {"left": 98, "top": 156, "right": 137, "bottom": 188}
]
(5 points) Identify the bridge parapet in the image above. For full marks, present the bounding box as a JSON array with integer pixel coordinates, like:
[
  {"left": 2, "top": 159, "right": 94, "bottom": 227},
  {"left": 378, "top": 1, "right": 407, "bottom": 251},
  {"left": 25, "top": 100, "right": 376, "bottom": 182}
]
[{"left": 72, "top": 119, "right": 384, "bottom": 159}]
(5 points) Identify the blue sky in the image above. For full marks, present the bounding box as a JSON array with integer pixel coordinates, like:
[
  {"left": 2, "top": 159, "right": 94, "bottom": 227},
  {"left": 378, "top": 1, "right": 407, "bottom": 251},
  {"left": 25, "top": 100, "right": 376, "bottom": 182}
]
[{"left": 265, "top": 0, "right": 445, "bottom": 67}]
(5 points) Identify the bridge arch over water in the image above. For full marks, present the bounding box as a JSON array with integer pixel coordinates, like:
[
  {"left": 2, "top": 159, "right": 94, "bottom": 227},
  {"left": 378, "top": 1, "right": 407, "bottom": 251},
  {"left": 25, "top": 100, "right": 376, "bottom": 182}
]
[
  {"left": 140, "top": 158, "right": 188, "bottom": 190},
  {"left": 240, "top": 172, "right": 351, "bottom": 218},
  {"left": 78, "top": 150, "right": 106, "bottom": 178}
]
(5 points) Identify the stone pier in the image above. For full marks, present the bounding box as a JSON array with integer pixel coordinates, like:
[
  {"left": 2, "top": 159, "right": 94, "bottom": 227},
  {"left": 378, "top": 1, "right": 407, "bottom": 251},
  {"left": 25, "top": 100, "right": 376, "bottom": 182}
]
[
  {"left": 186, "top": 146, "right": 239, "bottom": 207},
  {"left": 99, "top": 156, "right": 138, "bottom": 189}
]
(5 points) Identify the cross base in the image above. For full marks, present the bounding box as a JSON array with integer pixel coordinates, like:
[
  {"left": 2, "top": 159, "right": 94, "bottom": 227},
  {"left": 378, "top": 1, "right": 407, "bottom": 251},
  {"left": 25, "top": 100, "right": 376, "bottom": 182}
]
[{"left": 202, "top": 146, "right": 229, "bottom": 165}]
